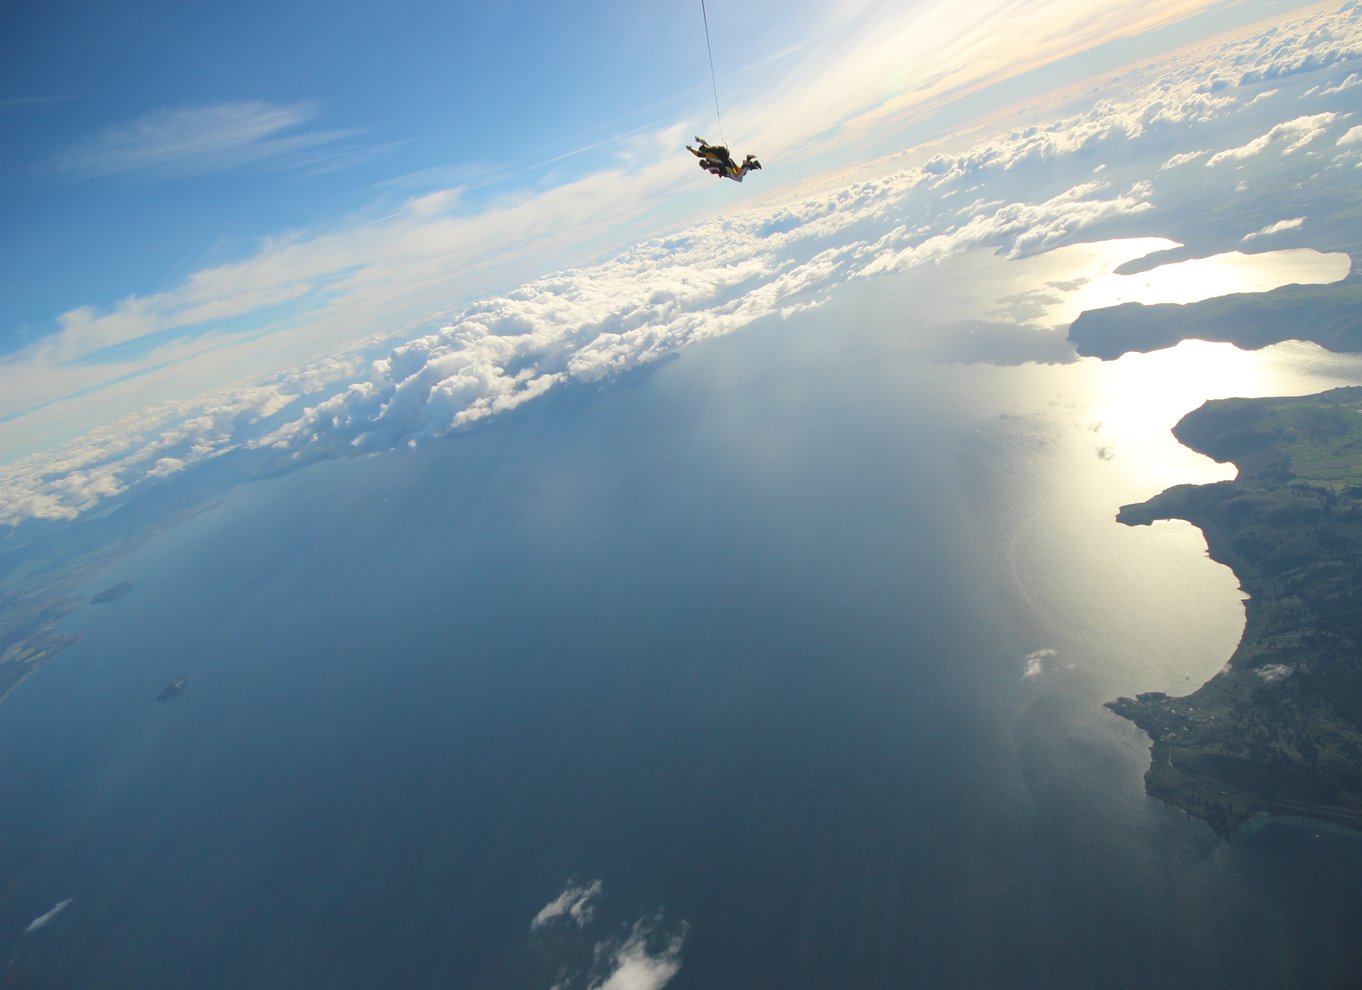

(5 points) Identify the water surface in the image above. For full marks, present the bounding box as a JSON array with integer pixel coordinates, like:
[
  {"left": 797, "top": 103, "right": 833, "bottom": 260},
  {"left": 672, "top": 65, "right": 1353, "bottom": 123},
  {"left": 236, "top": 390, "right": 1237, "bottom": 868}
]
[{"left": 3, "top": 247, "right": 1361, "bottom": 989}]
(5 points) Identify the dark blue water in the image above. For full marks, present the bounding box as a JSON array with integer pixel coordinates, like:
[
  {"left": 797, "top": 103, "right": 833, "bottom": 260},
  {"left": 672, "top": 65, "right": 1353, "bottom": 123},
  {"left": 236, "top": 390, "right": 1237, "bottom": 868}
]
[{"left": 3, "top": 293, "right": 1361, "bottom": 989}]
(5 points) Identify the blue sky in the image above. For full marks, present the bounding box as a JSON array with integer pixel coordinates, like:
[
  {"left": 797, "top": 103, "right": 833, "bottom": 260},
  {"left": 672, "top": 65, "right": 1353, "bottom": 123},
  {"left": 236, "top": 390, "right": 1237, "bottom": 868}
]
[
  {"left": 3, "top": 1, "right": 720, "bottom": 328},
  {"left": 4, "top": 0, "right": 855, "bottom": 329},
  {"left": 0, "top": 0, "right": 1339, "bottom": 476}
]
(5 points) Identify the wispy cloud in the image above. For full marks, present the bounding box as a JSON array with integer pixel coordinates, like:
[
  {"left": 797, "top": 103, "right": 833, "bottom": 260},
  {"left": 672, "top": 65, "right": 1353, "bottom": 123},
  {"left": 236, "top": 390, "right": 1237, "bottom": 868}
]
[
  {"left": 732, "top": 0, "right": 1232, "bottom": 163},
  {"left": 1161, "top": 149, "right": 1208, "bottom": 170},
  {"left": 0, "top": 95, "right": 76, "bottom": 111},
  {"left": 1320, "top": 71, "right": 1360, "bottom": 96},
  {"left": 532, "top": 879, "right": 603, "bottom": 931},
  {"left": 1242, "top": 216, "right": 1306, "bottom": 240},
  {"left": 22, "top": 898, "right": 73, "bottom": 935},
  {"left": 51, "top": 101, "right": 365, "bottom": 179}
]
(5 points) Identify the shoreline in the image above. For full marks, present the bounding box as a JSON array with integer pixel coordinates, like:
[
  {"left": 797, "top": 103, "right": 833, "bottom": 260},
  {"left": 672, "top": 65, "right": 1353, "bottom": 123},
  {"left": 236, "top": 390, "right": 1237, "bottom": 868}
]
[{"left": 1109, "top": 386, "right": 1362, "bottom": 834}]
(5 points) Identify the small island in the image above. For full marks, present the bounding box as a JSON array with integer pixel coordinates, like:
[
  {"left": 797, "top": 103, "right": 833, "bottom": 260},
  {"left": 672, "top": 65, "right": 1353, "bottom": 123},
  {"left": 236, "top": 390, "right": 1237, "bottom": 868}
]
[
  {"left": 155, "top": 678, "right": 187, "bottom": 702},
  {"left": 90, "top": 580, "right": 134, "bottom": 604},
  {"left": 1, "top": 501, "right": 218, "bottom": 708},
  {"left": 1109, "top": 386, "right": 1362, "bottom": 834}
]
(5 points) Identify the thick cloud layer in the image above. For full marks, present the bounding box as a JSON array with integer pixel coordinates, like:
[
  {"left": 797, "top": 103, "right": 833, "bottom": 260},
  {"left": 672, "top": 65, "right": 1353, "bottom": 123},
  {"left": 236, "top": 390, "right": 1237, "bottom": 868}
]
[{"left": 4, "top": 2, "right": 1360, "bottom": 529}]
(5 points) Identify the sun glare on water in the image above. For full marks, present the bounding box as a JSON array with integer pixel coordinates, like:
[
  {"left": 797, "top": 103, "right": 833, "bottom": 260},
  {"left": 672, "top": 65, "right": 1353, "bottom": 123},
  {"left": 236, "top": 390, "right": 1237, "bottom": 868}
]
[
  {"left": 1039, "top": 243, "right": 1352, "bottom": 328},
  {"left": 972, "top": 238, "right": 1362, "bottom": 495}
]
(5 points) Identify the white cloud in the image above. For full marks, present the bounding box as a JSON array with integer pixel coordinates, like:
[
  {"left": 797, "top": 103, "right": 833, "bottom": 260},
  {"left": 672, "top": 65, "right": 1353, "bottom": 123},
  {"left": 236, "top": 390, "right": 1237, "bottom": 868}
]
[
  {"left": 529, "top": 883, "right": 686, "bottom": 990},
  {"left": 8, "top": 0, "right": 1326, "bottom": 430},
  {"left": 1320, "top": 71, "right": 1361, "bottom": 95},
  {"left": 51, "top": 101, "right": 367, "bottom": 179},
  {"left": 0, "top": 345, "right": 375, "bottom": 526},
  {"left": 1, "top": 141, "right": 695, "bottom": 439},
  {"left": 145, "top": 457, "right": 187, "bottom": 479},
  {"left": 1339, "top": 125, "right": 1362, "bottom": 146},
  {"left": 532, "top": 879, "right": 603, "bottom": 931},
  {"left": 589, "top": 922, "right": 686, "bottom": 990},
  {"left": 22, "top": 898, "right": 73, "bottom": 935},
  {"left": 1242, "top": 216, "right": 1307, "bottom": 240},
  {"left": 239, "top": 174, "right": 1150, "bottom": 465},
  {"left": 1206, "top": 112, "right": 1339, "bottom": 165},
  {"left": 857, "top": 180, "right": 1155, "bottom": 278},
  {"left": 1160, "top": 149, "right": 1208, "bottom": 170},
  {"left": 1255, "top": 664, "right": 1294, "bottom": 683},
  {"left": 1023, "top": 648, "right": 1058, "bottom": 680},
  {"left": 8, "top": 1, "right": 1362, "bottom": 528}
]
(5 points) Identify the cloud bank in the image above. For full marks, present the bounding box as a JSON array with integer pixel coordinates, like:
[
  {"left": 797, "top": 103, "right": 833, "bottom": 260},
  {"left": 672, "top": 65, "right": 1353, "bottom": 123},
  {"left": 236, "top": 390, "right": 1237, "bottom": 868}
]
[
  {"left": 2, "top": 0, "right": 1333, "bottom": 447},
  {"left": 4, "top": 2, "right": 1362, "bottom": 530}
]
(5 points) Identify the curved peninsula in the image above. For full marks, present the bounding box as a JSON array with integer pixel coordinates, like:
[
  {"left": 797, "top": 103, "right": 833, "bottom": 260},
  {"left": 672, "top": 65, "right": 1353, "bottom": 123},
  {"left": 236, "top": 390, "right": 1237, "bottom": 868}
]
[
  {"left": 1069, "top": 281, "right": 1362, "bottom": 360},
  {"left": 1110, "top": 386, "right": 1362, "bottom": 834}
]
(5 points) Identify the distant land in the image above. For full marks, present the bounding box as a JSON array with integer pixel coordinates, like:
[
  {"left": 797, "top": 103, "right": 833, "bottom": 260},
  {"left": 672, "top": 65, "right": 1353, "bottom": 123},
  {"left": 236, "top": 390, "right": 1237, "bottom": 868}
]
[
  {"left": 155, "top": 678, "right": 186, "bottom": 702},
  {"left": 1068, "top": 281, "right": 1362, "bottom": 360},
  {"left": 0, "top": 502, "right": 218, "bottom": 706},
  {"left": 90, "top": 580, "right": 134, "bottom": 604},
  {"left": 1110, "top": 386, "right": 1362, "bottom": 834}
]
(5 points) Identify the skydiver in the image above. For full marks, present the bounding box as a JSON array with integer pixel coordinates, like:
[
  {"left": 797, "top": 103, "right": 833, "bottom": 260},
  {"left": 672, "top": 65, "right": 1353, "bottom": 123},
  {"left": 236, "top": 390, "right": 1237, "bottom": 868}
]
[
  {"left": 687, "top": 137, "right": 762, "bottom": 182},
  {"left": 687, "top": 139, "right": 732, "bottom": 173},
  {"left": 687, "top": 137, "right": 729, "bottom": 163}
]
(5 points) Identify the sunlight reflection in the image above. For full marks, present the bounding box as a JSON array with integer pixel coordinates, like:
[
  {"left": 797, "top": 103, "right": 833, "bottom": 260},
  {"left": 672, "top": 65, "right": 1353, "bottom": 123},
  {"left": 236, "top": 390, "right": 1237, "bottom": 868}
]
[
  {"left": 985, "top": 238, "right": 1351, "bottom": 331},
  {"left": 1085, "top": 339, "right": 1362, "bottom": 495},
  {"left": 1042, "top": 246, "right": 1351, "bottom": 328}
]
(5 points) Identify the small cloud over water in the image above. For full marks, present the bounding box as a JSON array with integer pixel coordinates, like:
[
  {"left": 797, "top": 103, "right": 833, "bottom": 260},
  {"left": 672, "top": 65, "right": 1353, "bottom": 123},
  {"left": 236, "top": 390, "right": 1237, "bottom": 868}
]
[
  {"left": 1242, "top": 217, "right": 1305, "bottom": 241},
  {"left": 1023, "top": 648, "right": 1058, "bottom": 680},
  {"left": 531, "top": 881, "right": 686, "bottom": 990},
  {"left": 532, "top": 879, "right": 602, "bottom": 931},
  {"left": 590, "top": 919, "right": 687, "bottom": 990},
  {"left": 23, "top": 898, "right": 74, "bottom": 935}
]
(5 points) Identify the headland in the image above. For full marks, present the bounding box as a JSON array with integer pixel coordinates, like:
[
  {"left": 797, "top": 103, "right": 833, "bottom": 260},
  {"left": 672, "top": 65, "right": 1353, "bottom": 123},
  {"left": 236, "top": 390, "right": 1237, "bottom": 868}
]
[{"left": 1109, "top": 386, "right": 1362, "bottom": 833}]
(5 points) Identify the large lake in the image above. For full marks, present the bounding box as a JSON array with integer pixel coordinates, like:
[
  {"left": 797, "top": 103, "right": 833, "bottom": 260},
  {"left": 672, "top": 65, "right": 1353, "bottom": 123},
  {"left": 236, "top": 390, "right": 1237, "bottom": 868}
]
[{"left": 3, "top": 243, "right": 1361, "bottom": 988}]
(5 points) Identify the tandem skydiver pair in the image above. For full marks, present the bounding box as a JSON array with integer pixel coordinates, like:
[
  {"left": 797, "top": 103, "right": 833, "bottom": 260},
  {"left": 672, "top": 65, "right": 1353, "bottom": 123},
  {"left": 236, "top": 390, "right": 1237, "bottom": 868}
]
[{"left": 687, "top": 137, "right": 761, "bottom": 182}]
